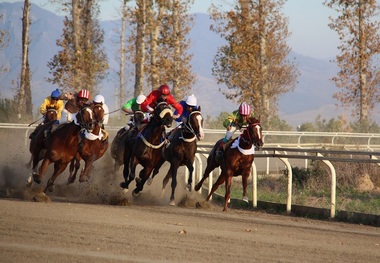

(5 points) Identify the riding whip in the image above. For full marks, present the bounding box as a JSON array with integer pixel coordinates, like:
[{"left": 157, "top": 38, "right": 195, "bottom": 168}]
[{"left": 28, "top": 116, "right": 44, "bottom": 126}]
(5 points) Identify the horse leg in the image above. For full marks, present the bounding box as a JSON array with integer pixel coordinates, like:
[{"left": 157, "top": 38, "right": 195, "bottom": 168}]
[
  {"left": 33, "top": 157, "right": 52, "bottom": 184},
  {"left": 184, "top": 160, "right": 194, "bottom": 192},
  {"left": 67, "top": 157, "right": 80, "bottom": 184},
  {"left": 194, "top": 156, "right": 219, "bottom": 191},
  {"left": 205, "top": 173, "right": 226, "bottom": 202},
  {"left": 241, "top": 171, "right": 249, "bottom": 203},
  {"left": 120, "top": 155, "right": 136, "bottom": 192},
  {"left": 79, "top": 159, "right": 94, "bottom": 183},
  {"left": 160, "top": 169, "right": 171, "bottom": 198},
  {"left": 148, "top": 156, "right": 166, "bottom": 186},
  {"left": 44, "top": 162, "right": 69, "bottom": 193},
  {"left": 223, "top": 173, "right": 233, "bottom": 211},
  {"left": 133, "top": 166, "right": 154, "bottom": 197},
  {"left": 169, "top": 163, "right": 180, "bottom": 206}
]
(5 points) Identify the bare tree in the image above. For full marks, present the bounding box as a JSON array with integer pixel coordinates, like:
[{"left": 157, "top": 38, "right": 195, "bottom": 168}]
[
  {"left": 17, "top": 0, "right": 32, "bottom": 120},
  {"left": 324, "top": 0, "right": 380, "bottom": 123},
  {"left": 0, "top": 12, "right": 9, "bottom": 77}
]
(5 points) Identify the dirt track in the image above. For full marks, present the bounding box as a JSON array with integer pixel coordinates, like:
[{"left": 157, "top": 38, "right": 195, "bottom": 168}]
[{"left": 1, "top": 130, "right": 380, "bottom": 262}]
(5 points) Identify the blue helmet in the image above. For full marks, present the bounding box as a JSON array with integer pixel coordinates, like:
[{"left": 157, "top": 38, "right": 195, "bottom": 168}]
[{"left": 51, "top": 89, "right": 61, "bottom": 99}]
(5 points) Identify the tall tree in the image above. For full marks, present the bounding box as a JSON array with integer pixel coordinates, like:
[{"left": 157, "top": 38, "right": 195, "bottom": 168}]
[
  {"left": 324, "top": 0, "right": 380, "bottom": 123},
  {"left": 210, "top": 0, "right": 298, "bottom": 127},
  {"left": 17, "top": 0, "right": 32, "bottom": 120},
  {"left": 124, "top": 0, "right": 195, "bottom": 99},
  {"left": 47, "top": 0, "right": 109, "bottom": 95}
]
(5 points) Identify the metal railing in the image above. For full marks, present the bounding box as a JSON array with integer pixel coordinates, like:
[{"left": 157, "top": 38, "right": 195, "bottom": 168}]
[{"left": 2, "top": 123, "right": 380, "bottom": 218}]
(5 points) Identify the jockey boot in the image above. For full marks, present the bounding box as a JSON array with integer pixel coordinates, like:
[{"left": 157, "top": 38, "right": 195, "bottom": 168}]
[{"left": 215, "top": 141, "right": 226, "bottom": 160}]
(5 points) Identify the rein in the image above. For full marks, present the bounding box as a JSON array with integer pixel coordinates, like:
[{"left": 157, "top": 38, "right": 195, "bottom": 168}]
[{"left": 180, "top": 111, "right": 202, "bottom": 142}]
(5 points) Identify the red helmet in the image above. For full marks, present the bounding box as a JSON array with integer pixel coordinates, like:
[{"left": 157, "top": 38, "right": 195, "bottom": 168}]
[
  {"left": 239, "top": 102, "right": 251, "bottom": 116},
  {"left": 78, "top": 89, "right": 90, "bottom": 100},
  {"left": 159, "top": 84, "right": 170, "bottom": 95}
]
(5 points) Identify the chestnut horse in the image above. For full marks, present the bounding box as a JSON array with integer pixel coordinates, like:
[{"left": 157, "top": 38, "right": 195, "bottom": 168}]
[
  {"left": 150, "top": 109, "right": 205, "bottom": 206},
  {"left": 194, "top": 116, "right": 264, "bottom": 211},
  {"left": 67, "top": 103, "right": 109, "bottom": 184},
  {"left": 31, "top": 106, "right": 94, "bottom": 193},
  {"left": 26, "top": 108, "right": 59, "bottom": 169},
  {"left": 120, "top": 102, "right": 173, "bottom": 196},
  {"left": 110, "top": 110, "right": 146, "bottom": 174}
]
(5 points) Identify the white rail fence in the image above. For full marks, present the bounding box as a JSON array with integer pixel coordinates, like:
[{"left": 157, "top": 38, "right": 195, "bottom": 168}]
[{"left": 2, "top": 123, "right": 380, "bottom": 218}]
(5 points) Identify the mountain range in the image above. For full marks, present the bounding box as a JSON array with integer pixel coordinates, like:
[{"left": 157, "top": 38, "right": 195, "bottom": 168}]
[{"left": 0, "top": 2, "right": 355, "bottom": 128}]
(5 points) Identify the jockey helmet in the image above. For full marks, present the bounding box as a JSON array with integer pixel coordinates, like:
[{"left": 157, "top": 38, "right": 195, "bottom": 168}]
[
  {"left": 93, "top": 95, "right": 105, "bottom": 104},
  {"left": 239, "top": 102, "right": 251, "bottom": 116},
  {"left": 136, "top": 94, "right": 146, "bottom": 104},
  {"left": 159, "top": 84, "right": 170, "bottom": 95},
  {"left": 51, "top": 89, "right": 61, "bottom": 99},
  {"left": 186, "top": 94, "right": 197, "bottom": 107},
  {"left": 78, "top": 89, "right": 90, "bottom": 100}
]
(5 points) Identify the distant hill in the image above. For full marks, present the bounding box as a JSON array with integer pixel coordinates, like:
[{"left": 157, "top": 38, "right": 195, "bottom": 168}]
[{"left": 0, "top": 2, "right": 356, "bottom": 128}]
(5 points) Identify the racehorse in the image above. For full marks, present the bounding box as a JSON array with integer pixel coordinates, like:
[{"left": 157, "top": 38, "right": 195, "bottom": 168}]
[
  {"left": 110, "top": 110, "right": 146, "bottom": 174},
  {"left": 194, "top": 116, "right": 264, "bottom": 211},
  {"left": 26, "top": 108, "right": 59, "bottom": 169},
  {"left": 31, "top": 106, "right": 94, "bottom": 193},
  {"left": 120, "top": 102, "right": 173, "bottom": 196},
  {"left": 149, "top": 109, "right": 205, "bottom": 206},
  {"left": 67, "top": 103, "right": 109, "bottom": 184}
]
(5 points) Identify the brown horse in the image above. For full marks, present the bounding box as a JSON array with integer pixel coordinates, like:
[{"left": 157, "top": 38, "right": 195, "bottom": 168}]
[
  {"left": 150, "top": 109, "right": 205, "bottom": 206},
  {"left": 110, "top": 110, "right": 146, "bottom": 174},
  {"left": 31, "top": 106, "right": 94, "bottom": 193},
  {"left": 194, "top": 116, "right": 264, "bottom": 211},
  {"left": 120, "top": 102, "right": 173, "bottom": 196},
  {"left": 26, "top": 108, "right": 59, "bottom": 169},
  {"left": 67, "top": 103, "right": 109, "bottom": 184}
]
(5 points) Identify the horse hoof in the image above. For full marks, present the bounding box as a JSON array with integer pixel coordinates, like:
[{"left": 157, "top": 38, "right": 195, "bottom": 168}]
[
  {"left": 132, "top": 189, "right": 140, "bottom": 197},
  {"left": 185, "top": 183, "right": 192, "bottom": 192},
  {"left": 169, "top": 200, "right": 175, "bottom": 206},
  {"left": 146, "top": 177, "right": 153, "bottom": 186},
  {"left": 120, "top": 182, "right": 128, "bottom": 189},
  {"left": 122, "top": 188, "right": 129, "bottom": 194},
  {"left": 242, "top": 196, "right": 249, "bottom": 203},
  {"left": 48, "top": 185, "right": 55, "bottom": 192},
  {"left": 32, "top": 173, "right": 41, "bottom": 184},
  {"left": 194, "top": 184, "right": 200, "bottom": 191}
]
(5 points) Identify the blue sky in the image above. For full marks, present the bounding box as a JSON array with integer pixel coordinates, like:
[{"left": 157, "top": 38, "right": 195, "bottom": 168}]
[{"left": 1, "top": 0, "right": 339, "bottom": 59}]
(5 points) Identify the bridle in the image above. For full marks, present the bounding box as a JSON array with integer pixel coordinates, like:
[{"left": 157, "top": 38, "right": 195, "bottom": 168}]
[{"left": 181, "top": 111, "right": 202, "bottom": 142}]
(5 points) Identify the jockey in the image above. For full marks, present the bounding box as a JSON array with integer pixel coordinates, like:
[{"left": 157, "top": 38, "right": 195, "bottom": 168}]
[
  {"left": 58, "top": 89, "right": 91, "bottom": 125},
  {"left": 39, "top": 89, "right": 64, "bottom": 123},
  {"left": 93, "top": 94, "right": 109, "bottom": 127},
  {"left": 216, "top": 102, "right": 254, "bottom": 160},
  {"left": 121, "top": 94, "right": 149, "bottom": 132},
  {"left": 174, "top": 94, "right": 199, "bottom": 127},
  {"left": 167, "top": 94, "right": 199, "bottom": 140},
  {"left": 140, "top": 84, "right": 183, "bottom": 119}
]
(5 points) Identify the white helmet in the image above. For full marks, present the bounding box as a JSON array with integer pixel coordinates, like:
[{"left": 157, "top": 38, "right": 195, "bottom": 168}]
[
  {"left": 136, "top": 94, "right": 146, "bottom": 104},
  {"left": 94, "top": 95, "right": 105, "bottom": 104},
  {"left": 186, "top": 94, "right": 197, "bottom": 107}
]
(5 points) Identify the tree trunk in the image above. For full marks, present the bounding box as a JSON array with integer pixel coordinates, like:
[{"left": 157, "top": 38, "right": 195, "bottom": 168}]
[
  {"left": 259, "top": 0, "right": 269, "bottom": 122},
  {"left": 358, "top": 0, "right": 367, "bottom": 122},
  {"left": 72, "top": 0, "right": 82, "bottom": 90},
  {"left": 134, "top": 0, "right": 146, "bottom": 95},
  {"left": 119, "top": 0, "right": 128, "bottom": 118},
  {"left": 19, "top": 0, "right": 32, "bottom": 120}
]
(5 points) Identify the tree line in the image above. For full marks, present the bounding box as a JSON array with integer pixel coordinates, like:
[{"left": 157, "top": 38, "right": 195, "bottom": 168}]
[{"left": 1, "top": 0, "right": 380, "bottom": 131}]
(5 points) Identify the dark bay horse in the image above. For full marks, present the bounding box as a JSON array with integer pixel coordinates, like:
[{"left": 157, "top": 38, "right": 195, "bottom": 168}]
[
  {"left": 150, "top": 109, "right": 205, "bottom": 206},
  {"left": 67, "top": 103, "right": 109, "bottom": 184},
  {"left": 120, "top": 102, "right": 173, "bottom": 196},
  {"left": 110, "top": 110, "right": 145, "bottom": 174},
  {"left": 194, "top": 116, "right": 264, "bottom": 211},
  {"left": 31, "top": 107, "right": 94, "bottom": 193},
  {"left": 26, "top": 108, "right": 59, "bottom": 169}
]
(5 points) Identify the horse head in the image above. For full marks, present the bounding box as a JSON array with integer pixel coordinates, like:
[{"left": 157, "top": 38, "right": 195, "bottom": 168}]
[
  {"left": 187, "top": 107, "right": 204, "bottom": 141},
  {"left": 45, "top": 107, "right": 58, "bottom": 122},
  {"left": 247, "top": 116, "right": 264, "bottom": 150},
  {"left": 76, "top": 106, "right": 94, "bottom": 132},
  {"left": 154, "top": 102, "right": 173, "bottom": 128},
  {"left": 92, "top": 103, "right": 105, "bottom": 125}
]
